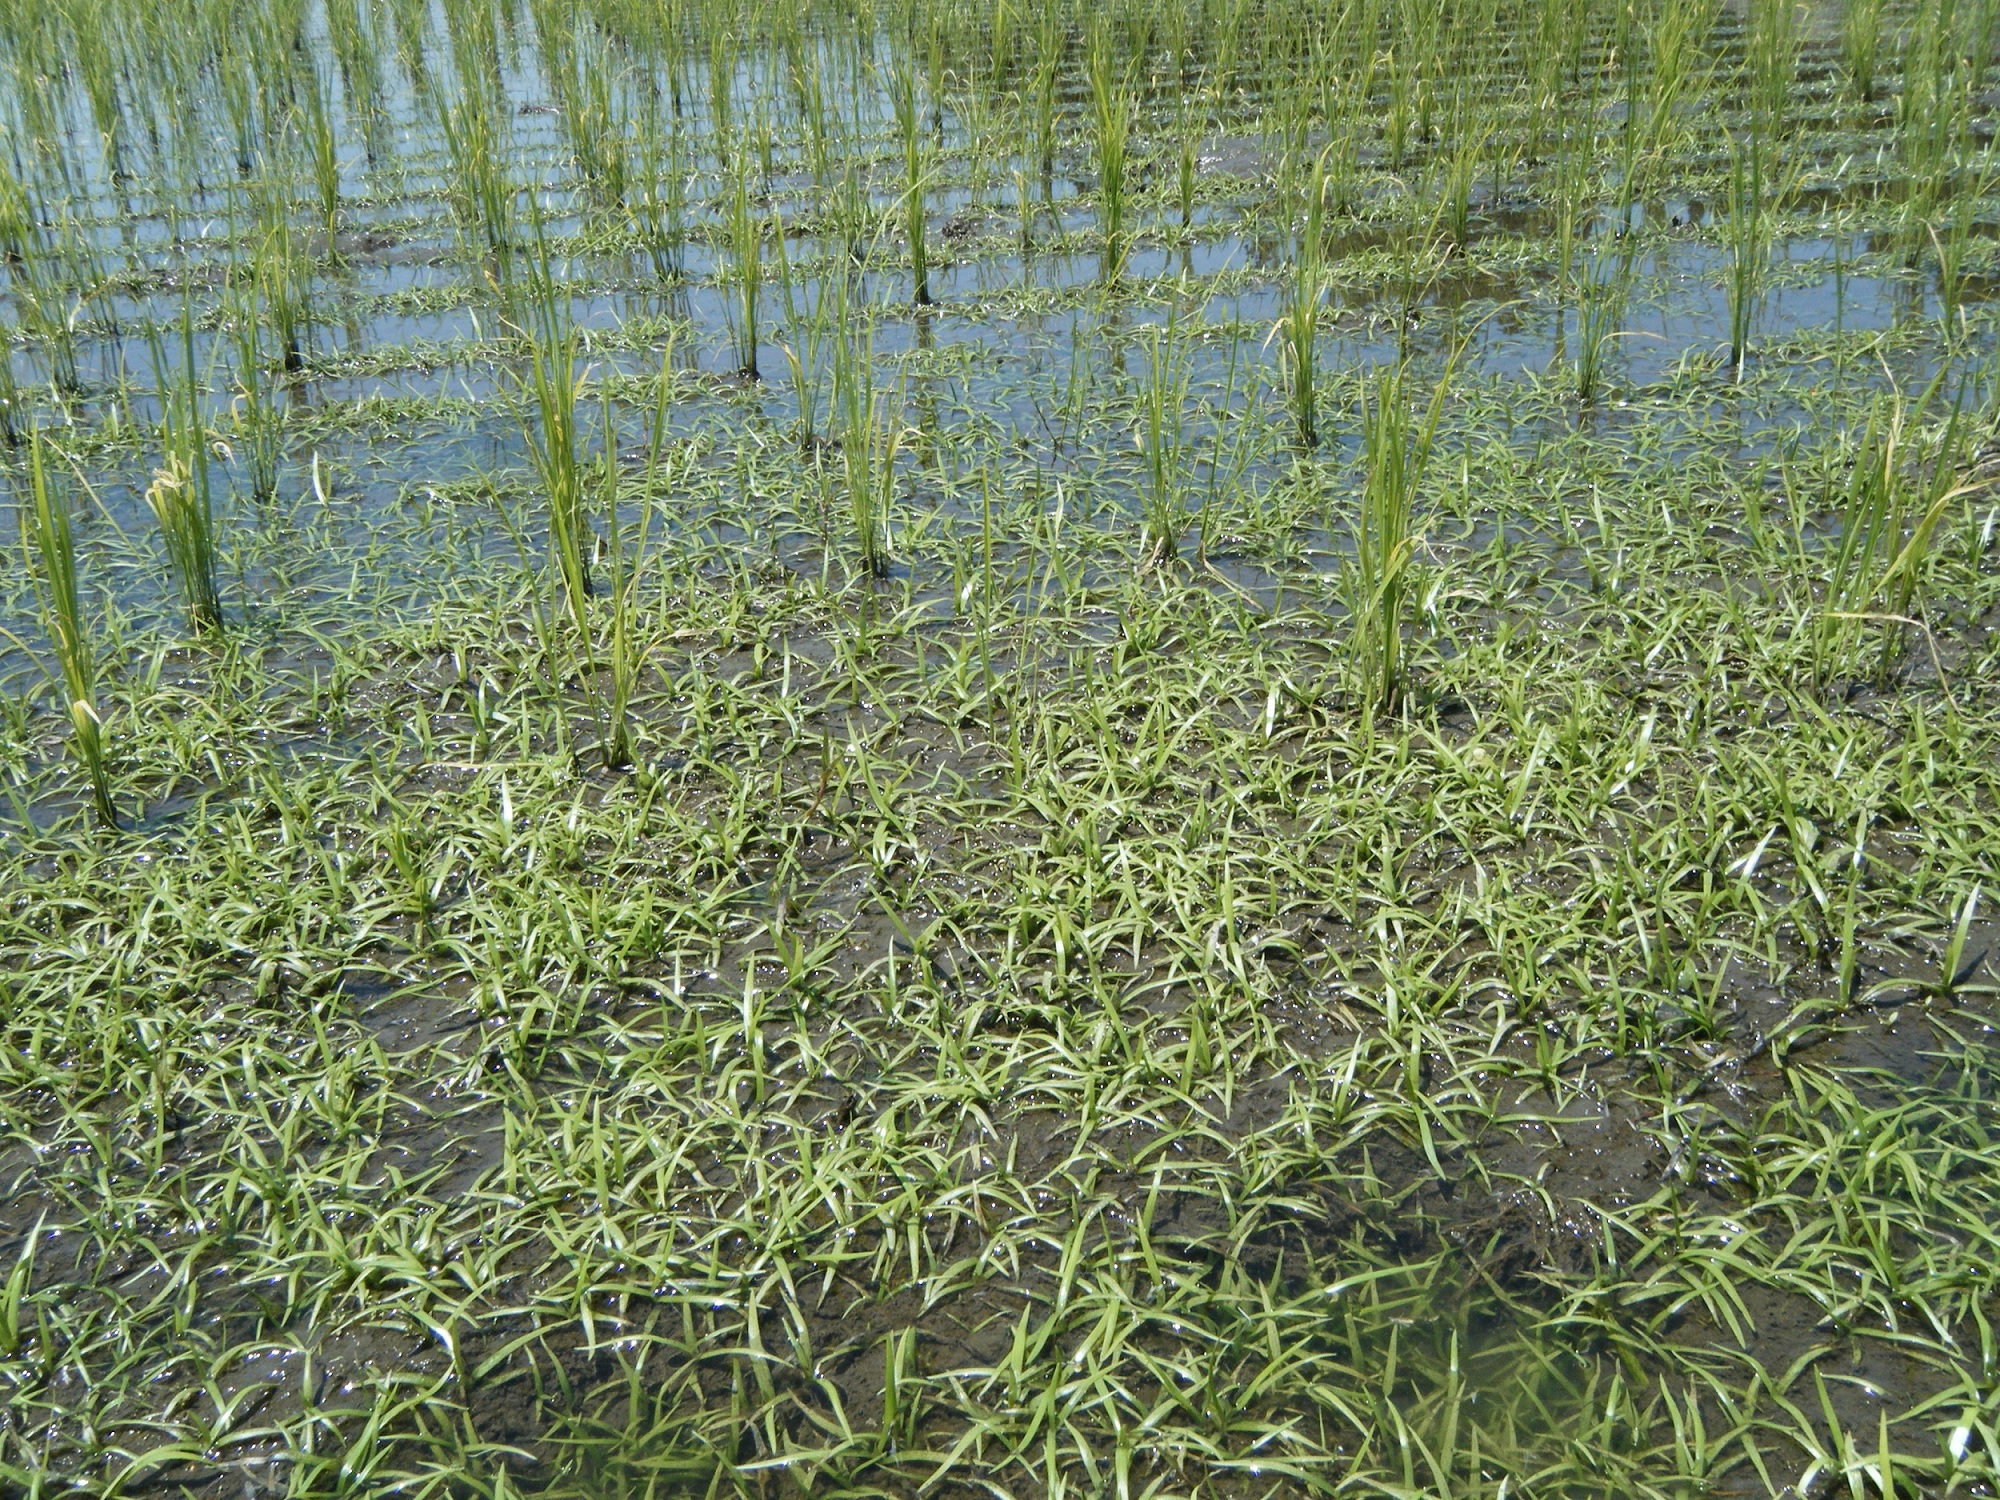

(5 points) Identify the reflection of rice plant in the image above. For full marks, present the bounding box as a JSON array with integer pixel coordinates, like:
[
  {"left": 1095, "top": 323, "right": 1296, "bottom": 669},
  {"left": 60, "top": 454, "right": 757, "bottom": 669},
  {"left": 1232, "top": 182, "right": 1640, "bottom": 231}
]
[{"left": 20, "top": 430, "right": 115, "bottom": 827}]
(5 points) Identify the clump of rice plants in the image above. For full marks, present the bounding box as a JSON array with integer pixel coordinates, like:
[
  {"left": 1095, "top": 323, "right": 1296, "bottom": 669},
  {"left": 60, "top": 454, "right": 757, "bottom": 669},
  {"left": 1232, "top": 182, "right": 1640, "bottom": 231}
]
[
  {"left": 437, "top": 46, "right": 513, "bottom": 259},
  {"left": 225, "top": 257, "right": 282, "bottom": 502},
  {"left": 551, "top": 25, "right": 631, "bottom": 209},
  {"left": 294, "top": 64, "right": 343, "bottom": 257},
  {"left": 1843, "top": 0, "right": 1885, "bottom": 101}
]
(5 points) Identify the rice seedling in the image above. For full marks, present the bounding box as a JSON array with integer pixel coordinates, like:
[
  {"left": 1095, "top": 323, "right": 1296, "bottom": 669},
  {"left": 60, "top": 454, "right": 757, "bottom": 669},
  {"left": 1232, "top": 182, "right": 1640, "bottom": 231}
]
[
  {"left": 1632, "top": 0, "right": 1715, "bottom": 198},
  {"left": 223, "top": 240, "right": 284, "bottom": 503},
  {"left": 1028, "top": 4, "right": 1060, "bottom": 188},
  {"left": 1573, "top": 236, "right": 1633, "bottom": 402},
  {"left": 774, "top": 229, "right": 830, "bottom": 446},
  {"left": 1439, "top": 88, "right": 1489, "bottom": 253},
  {"left": 13, "top": 222, "right": 82, "bottom": 397},
  {"left": 437, "top": 49, "right": 513, "bottom": 258},
  {"left": 17, "top": 430, "right": 113, "bottom": 825},
  {"left": 1272, "top": 150, "right": 1326, "bottom": 448},
  {"left": 597, "top": 347, "right": 673, "bottom": 769},
  {"left": 1172, "top": 84, "right": 1202, "bottom": 229},
  {"left": 514, "top": 261, "right": 594, "bottom": 640},
  {"left": 833, "top": 294, "right": 899, "bottom": 578},
  {"left": 1933, "top": 159, "right": 1991, "bottom": 327},
  {"left": 1348, "top": 355, "right": 1452, "bottom": 716},
  {"left": 246, "top": 170, "right": 313, "bottom": 374},
  {"left": 629, "top": 85, "right": 689, "bottom": 280},
  {"left": 553, "top": 24, "right": 631, "bottom": 209},
  {"left": 1809, "top": 382, "right": 1974, "bottom": 691},
  {"left": 294, "top": 64, "right": 344, "bottom": 257},
  {"left": 0, "top": 343, "right": 21, "bottom": 450},
  {"left": 722, "top": 134, "right": 764, "bottom": 378},
  {"left": 888, "top": 49, "right": 932, "bottom": 306},
  {"left": 1843, "top": 0, "right": 1885, "bottom": 101},
  {"left": 145, "top": 318, "right": 223, "bottom": 634},
  {"left": 1725, "top": 133, "right": 1767, "bottom": 375},
  {"left": 1744, "top": 0, "right": 1801, "bottom": 134},
  {"left": 1135, "top": 312, "right": 1191, "bottom": 569},
  {"left": 1087, "top": 22, "right": 1133, "bottom": 279}
]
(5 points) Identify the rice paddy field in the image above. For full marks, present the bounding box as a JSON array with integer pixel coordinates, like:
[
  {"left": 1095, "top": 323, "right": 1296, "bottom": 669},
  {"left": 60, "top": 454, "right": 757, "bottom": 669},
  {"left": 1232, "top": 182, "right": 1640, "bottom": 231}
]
[{"left": 8, "top": 0, "right": 2000, "bottom": 1494}]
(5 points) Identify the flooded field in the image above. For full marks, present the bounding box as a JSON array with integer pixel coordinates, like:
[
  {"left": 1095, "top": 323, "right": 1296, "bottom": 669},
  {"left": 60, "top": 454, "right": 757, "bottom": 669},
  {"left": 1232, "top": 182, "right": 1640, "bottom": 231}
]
[{"left": 3, "top": 0, "right": 2000, "bottom": 1494}]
